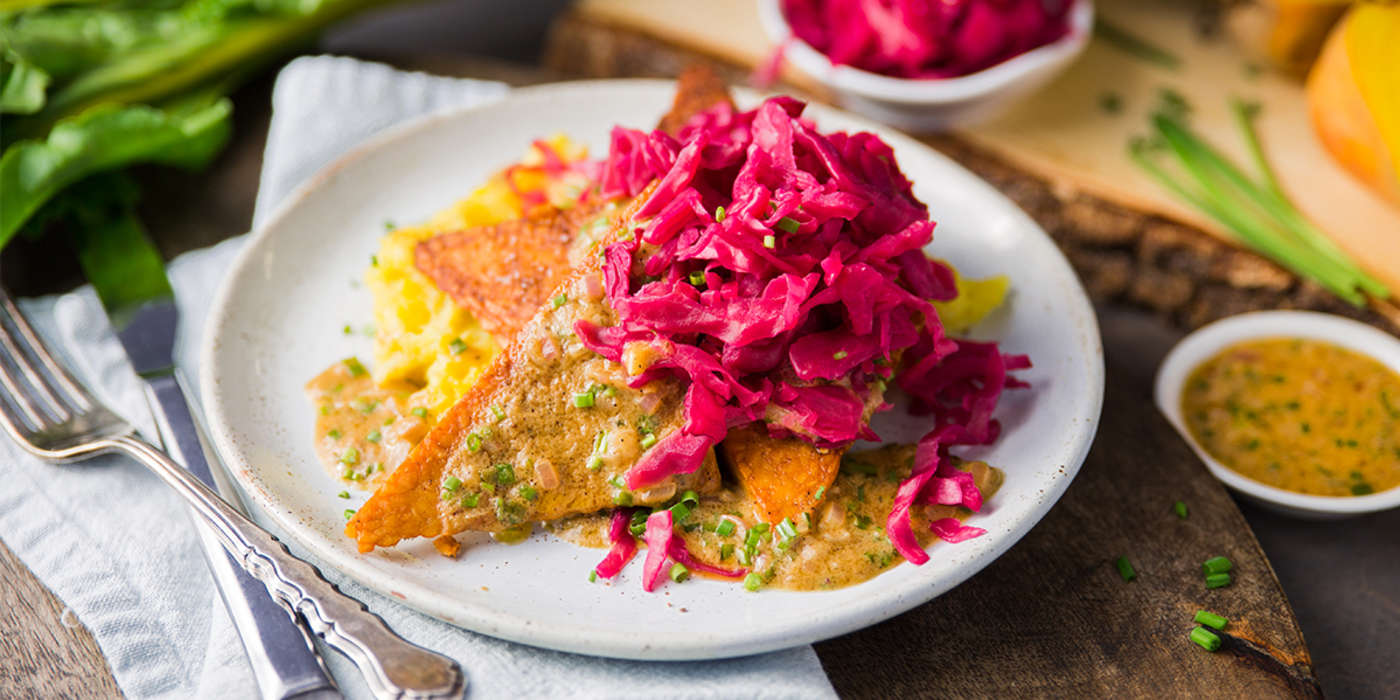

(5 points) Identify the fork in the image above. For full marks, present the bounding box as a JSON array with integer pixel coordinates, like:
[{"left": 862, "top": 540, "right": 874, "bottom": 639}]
[{"left": 0, "top": 290, "right": 466, "bottom": 700}]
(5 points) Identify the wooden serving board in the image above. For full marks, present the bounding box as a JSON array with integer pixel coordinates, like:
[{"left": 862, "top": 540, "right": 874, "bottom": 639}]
[
  {"left": 569, "top": 0, "right": 1400, "bottom": 292},
  {"left": 816, "top": 364, "right": 1320, "bottom": 699}
]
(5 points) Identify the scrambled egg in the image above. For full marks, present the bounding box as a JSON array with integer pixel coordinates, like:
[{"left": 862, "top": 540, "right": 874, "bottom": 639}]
[{"left": 366, "top": 135, "right": 589, "bottom": 418}]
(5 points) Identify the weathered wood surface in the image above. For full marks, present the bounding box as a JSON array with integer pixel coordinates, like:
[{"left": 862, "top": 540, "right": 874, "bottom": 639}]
[
  {"left": 542, "top": 12, "right": 1400, "bottom": 337},
  {"left": 0, "top": 538, "right": 124, "bottom": 700},
  {"left": 815, "top": 364, "right": 1320, "bottom": 699}
]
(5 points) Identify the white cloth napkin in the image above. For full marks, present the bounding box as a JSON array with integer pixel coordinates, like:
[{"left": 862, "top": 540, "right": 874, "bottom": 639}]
[{"left": 0, "top": 55, "right": 839, "bottom": 700}]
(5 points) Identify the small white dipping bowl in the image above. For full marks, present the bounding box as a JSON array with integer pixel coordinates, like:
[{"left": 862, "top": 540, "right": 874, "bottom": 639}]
[
  {"left": 758, "top": 0, "right": 1094, "bottom": 131},
  {"left": 1155, "top": 311, "right": 1400, "bottom": 519}
]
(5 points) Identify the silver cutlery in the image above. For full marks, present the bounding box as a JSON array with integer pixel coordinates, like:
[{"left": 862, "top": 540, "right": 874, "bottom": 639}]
[{"left": 0, "top": 289, "right": 466, "bottom": 700}]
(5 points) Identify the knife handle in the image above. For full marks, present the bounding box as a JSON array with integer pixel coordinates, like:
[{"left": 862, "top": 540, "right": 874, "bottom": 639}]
[
  {"left": 128, "top": 375, "right": 465, "bottom": 700},
  {"left": 142, "top": 373, "right": 341, "bottom": 700}
]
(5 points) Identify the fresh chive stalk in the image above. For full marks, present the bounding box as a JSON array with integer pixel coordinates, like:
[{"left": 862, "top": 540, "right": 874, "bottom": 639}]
[{"left": 1130, "top": 97, "right": 1388, "bottom": 307}]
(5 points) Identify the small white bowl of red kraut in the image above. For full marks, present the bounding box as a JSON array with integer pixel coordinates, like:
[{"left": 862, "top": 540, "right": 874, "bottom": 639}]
[{"left": 759, "top": 0, "right": 1094, "bottom": 131}]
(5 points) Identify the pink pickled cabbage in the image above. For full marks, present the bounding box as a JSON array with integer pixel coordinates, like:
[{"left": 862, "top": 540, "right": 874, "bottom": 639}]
[
  {"left": 930, "top": 518, "right": 986, "bottom": 543},
  {"left": 589, "top": 94, "right": 1028, "bottom": 571},
  {"left": 781, "top": 0, "right": 1074, "bottom": 79},
  {"left": 594, "top": 508, "right": 639, "bottom": 579},
  {"left": 641, "top": 510, "right": 674, "bottom": 592}
]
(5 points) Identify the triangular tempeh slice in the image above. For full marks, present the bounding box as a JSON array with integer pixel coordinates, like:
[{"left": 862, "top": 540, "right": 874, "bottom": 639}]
[{"left": 347, "top": 186, "right": 720, "bottom": 554}]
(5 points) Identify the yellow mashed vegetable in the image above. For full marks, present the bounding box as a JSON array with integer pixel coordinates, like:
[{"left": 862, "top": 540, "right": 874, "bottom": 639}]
[
  {"left": 364, "top": 135, "right": 1009, "bottom": 420},
  {"left": 366, "top": 135, "right": 589, "bottom": 418}
]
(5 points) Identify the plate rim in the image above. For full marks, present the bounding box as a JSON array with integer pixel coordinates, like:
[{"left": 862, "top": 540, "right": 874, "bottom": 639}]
[{"left": 201, "top": 78, "right": 1105, "bottom": 659}]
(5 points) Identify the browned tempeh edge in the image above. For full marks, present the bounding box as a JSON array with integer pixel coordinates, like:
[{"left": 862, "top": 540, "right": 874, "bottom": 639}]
[{"left": 543, "top": 11, "right": 1399, "bottom": 338}]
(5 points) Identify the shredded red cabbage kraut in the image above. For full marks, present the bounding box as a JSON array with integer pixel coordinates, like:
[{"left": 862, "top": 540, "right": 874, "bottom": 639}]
[
  {"left": 782, "top": 0, "right": 1074, "bottom": 79},
  {"left": 582, "top": 95, "right": 1028, "bottom": 578}
]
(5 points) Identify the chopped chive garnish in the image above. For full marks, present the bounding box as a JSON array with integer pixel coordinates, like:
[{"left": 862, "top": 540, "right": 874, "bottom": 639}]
[
  {"left": 337, "top": 491, "right": 349, "bottom": 499},
  {"left": 1093, "top": 19, "right": 1181, "bottom": 70},
  {"left": 448, "top": 338, "right": 468, "bottom": 355},
  {"left": 1205, "top": 573, "right": 1232, "bottom": 589},
  {"left": 343, "top": 509, "right": 357, "bottom": 520},
  {"left": 327, "top": 429, "right": 343, "bottom": 439},
  {"left": 751, "top": 522, "right": 770, "bottom": 534},
  {"left": 737, "top": 548, "right": 753, "bottom": 566},
  {"left": 630, "top": 510, "right": 649, "bottom": 537},
  {"left": 715, "top": 205, "right": 726, "bottom": 222},
  {"left": 640, "top": 433, "right": 658, "bottom": 449},
  {"left": 412, "top": 407, "right": 428, "bottom": 418},
  {"left": 689, "top": 270, "right": 706, "bottom": 286},
  {"left": 490, "top": 405, "right": 505, "bottom": 421},
  {"left": 1202, "top": 556, "right": 1232, "bottom": 576},
  {"left": 609, "top": 475, "right": 626, "bottom": 490},
  {"left": 343, "top": 357, "right": 368, "bottom": 377},
  {"left": 358, "top": 400, "right": 378, "bottom": 414},
  {"left": 551, "top": 294, "right": 568, "bottom": 309},
  {"left": 320, "top": 405, "right": 330, "bottom": 415},
  {"left": 1190, "top": 626, "right": 1222, "bottom": 652},
  {"left": 371, "top": 255, "right": 379, "bottom": 267},
  {"left": 614, "top": 492, "right": 634, "bottom": 506},
  {"left": 587, "top": 455, "right": 604, "bottom": 471},
  {"left": 745, "top": 530, "right": 761, "bottom": 548},
  {"left": 573, "top": 391, "right": 595, "bottom": 408},
  {"left": 743, "top": 573, "right": 763, "bottom": 592},
  {"left": 715, "top": 519, "right": 736, "bottom": 537},
  {"left": 720, "top": 544, "right": 734, "bottom": 560},
  {"left": 462, "top": 492, "right": 480, "bottom": 508},
  {"left": 366, "top": 429, "right": 381, "bottom": 443},
  {"left": 815, "top": 486, "right": 826, "bottom": 501},
  {"left": 443, "top": 476, "right": 462, "bottom": 492},
  {"left": 1174, "top": 500, "right": 1188, "bottom": 519},
  {"left": 466, "top": 433, "right": 483, "bottom": 452},
  {"left": 588, "top": 570, "right": 598, "bottom": 583},
  {"left": 494, "top": 464, "right": 516, "bottom": 485},
  {"left": 762, "top": 234, "right": 776, "bottom": 249},
  {"left": 1116, "top": 556, "right": 1137, "bottom": 582},
  {"left": 339, "top": 448, "right": 359, "bottom": 465},
  {"left": 775, "top": 216, "right": 800, "bottom": 233},
  {"left": 681, "top": 490, "right": 699, "bottom": 507},
  {"left": 342, "top": 325, "right": 352, "bottom": 334},
  {"left": 669, "top": 562, "right": 690, "bottom": 583},
  {"left": 776, "top": 517, "right": 798, "bottom": 542},
  {"left": 603, "top": 386, "right": 618, "bottom": 398},
  {"left": 670, "top": 502, "right": 691, "bottom": 522},
  {"left": 520, "top": 485, "right": 539, "bottom": 501},
  {"left": 857, "top": 485, "right": 866, "bottom": 502},
  {"left": 1195, "top": 610, "right": 1229, "bottom": 630},
  {"left": 384, "top": 220, "right": 395, "bottom": 230},
  {"left": 368, "top": 463, "right": 381, "bottom": 474},
  {"left": 832, "top": 350, "right": 848, "bottom": 360}
]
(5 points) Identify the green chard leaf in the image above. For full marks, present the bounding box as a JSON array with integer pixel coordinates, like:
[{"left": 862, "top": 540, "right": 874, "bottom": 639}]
[
  {"left": 1, "top": 51, "right": 50, "bottom": 115},
  {"left": 1, "top": 97, "right": 231, "bottom": 247}
]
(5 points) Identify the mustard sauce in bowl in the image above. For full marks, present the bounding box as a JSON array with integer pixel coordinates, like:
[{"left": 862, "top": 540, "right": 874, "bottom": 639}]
[
  {"left": 1156, "top": 311, "right": 1400, "bottom": 518},
  {"left": 1181, "top": 338, "right": 1400, "bottom": 497}
]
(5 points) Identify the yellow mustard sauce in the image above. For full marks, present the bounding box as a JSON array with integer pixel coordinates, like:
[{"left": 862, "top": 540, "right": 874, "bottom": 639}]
[{"left": 1182, "top": 337, "right": 1400, "bottom": 497}]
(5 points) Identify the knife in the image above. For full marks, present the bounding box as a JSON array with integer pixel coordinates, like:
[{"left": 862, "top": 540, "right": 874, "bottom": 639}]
[{"left": 75, "top": 214, "right": 343, "bottom": 699}]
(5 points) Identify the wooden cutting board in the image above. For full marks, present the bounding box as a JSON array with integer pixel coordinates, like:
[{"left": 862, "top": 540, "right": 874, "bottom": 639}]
[
  {"left": 816, "top": 362, "right": 1321, "bottom": 699},
  {"left": 572, "top": 0, "right": 1400, "bottom": 292}
]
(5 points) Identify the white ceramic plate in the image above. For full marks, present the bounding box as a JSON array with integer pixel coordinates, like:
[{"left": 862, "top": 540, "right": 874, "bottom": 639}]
[{"left": 201, "top": 80, "right": 1103, "bottom": 660}]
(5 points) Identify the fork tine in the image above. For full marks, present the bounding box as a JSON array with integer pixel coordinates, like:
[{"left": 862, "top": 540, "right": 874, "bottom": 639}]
[
  {"left": 0, "top": 311, "right": 60, "bottom": 431},
  {"left": 0, "top": 290, "right": 97, "bottom": 413}
]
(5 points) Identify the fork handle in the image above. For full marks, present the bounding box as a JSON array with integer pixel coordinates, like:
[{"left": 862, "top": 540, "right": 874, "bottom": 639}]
[{"left": 109, "top": 434, "right": 466, "bottom": 700}]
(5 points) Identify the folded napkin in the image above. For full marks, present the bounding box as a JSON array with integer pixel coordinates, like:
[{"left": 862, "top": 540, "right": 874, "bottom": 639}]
[{"left": 0, "top": 55, "right": 838, "bottom": 700}]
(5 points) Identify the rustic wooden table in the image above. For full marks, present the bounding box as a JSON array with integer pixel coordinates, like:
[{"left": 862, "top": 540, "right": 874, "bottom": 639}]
[{"left": 3, "top": 54, "right": 1397, "bottom": 700}]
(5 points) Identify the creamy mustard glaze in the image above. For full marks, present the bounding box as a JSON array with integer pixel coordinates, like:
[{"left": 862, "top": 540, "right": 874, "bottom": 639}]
[
  {"left": 1182, "top": 337, "right": 1400, "bottom": 497},
  {"left": 549, "top": 444, "right": 1003, "bottom": 591},
  {"left": 305, "top": 359, "right": 428, "bottom": 489}
]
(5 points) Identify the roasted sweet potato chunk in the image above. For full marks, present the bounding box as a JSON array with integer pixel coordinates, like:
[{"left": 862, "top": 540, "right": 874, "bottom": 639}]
[{"left": 721, "top": 423, "right": 844, "bottom": 525}]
